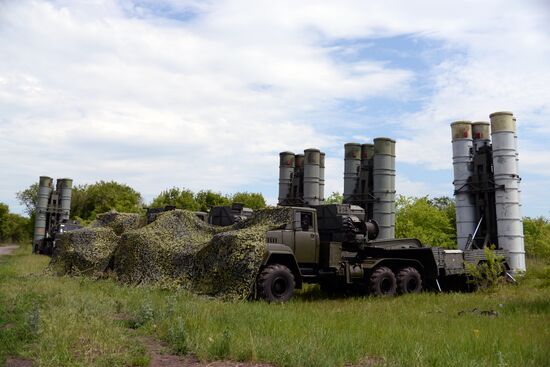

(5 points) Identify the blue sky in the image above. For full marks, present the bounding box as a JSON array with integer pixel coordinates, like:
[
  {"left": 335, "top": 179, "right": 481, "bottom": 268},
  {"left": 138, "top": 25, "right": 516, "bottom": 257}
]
[{"left": 1, "top": 0, "right": 550, "bottom": 217}]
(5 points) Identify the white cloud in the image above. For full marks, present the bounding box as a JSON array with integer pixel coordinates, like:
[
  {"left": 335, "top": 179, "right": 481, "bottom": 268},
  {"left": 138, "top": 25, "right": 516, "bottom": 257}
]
[{"left": 0, "top": 0, "right": 549, "bottom": 217}]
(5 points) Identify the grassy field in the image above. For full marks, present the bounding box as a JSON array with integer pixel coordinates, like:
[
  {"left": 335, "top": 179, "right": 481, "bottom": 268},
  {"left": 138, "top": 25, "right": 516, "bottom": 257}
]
[{"left": 1, "top": 243, "right": 549, "bottom": 367}]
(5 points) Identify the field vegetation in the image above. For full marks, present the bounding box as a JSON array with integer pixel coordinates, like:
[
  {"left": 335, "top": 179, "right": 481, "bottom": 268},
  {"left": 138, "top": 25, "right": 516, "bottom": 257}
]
[
  {"left": 2, "top": 184, "right": 550, "bottom": 366},
  {"left": 1, "top": 243, "right": 549, "bottom": 367}
]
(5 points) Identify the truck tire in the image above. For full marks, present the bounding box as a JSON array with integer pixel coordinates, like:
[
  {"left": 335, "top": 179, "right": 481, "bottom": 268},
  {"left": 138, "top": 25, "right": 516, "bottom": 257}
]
[
  {"left": 257, "top": 264, "right": 295, "bottom": 302},
  {"left": 369, "top": 267, "right": 397, "bottom": 296},
  {"left": 397, "top": 267, "right": 422, "bottom": 294}
]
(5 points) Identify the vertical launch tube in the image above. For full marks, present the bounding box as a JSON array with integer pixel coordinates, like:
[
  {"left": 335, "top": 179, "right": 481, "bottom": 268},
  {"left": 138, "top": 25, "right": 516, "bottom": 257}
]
[
  {"left": 293, "top": 154, "right": 305, "bottom": 202},
  {"left": 361, "top": 143, "right": 374, "bottom": 194},
  {"left": 319, "top": 152, "right": 326, "bottom": 203},
  {"left": 57, "top": 178, "right": 73, "bottom": 222},
  {"left": 472, "top": 122, "right": 490, "bottom": 152},
  {"left": 343, "top": 143, "right": 361, "bottom": 203},
  {"left": 361, "top": 143, "right": 375, "bottom": 218},
  {"left": 372, "top": 138, "right": 396, "bottom": 239},
  {"left": 278, "top": 152, "right": 295, "bottom": 205},
  {"left": 512, "top": 117, "right": 523, "bottom": 234},
  {"left": 451, "top": 121, "right": 476, "bottom": 250},
  {"left": 33, "top": 176, "right": 53, "bottom": 252},
  {"left": 303, "top": 148, "right": 321, "bottom": 206},
  {"left": 490, "top": 112, "right": 525, "bottom": 272}
]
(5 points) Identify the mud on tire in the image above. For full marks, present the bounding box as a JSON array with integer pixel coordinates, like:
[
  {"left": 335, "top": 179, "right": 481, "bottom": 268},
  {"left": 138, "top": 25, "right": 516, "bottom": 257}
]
[{"left": 257, "top": 264, "right": 295, "bottom": 302}]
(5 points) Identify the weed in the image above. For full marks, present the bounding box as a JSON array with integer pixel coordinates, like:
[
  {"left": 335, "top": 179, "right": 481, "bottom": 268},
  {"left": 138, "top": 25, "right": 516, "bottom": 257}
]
[
  {"left": 128, "top": 301, "right": 155, "bottom": 328},
  {"left": 25, "top": 303, "right": 40, "bottom": 336},
  {"left": 209, "top": 328, "right": 231, "bottom": 359},
  {"left": 466, "top": 246, "right": 505, "bottom": 291},
  {"left": 165, "top": 317, "right": 187, "bottom": 355}
]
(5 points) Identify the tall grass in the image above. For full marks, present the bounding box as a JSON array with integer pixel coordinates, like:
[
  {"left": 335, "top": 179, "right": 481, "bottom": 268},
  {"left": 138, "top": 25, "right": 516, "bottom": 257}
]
[{"left": 1, "top": 243, "right": 549, "bottom": 367}]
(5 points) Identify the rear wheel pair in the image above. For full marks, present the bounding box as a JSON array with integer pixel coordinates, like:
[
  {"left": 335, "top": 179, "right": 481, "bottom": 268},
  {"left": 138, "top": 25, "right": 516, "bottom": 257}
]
[{"left": 369, "top": 266, "right": 422, "bottom": 296}]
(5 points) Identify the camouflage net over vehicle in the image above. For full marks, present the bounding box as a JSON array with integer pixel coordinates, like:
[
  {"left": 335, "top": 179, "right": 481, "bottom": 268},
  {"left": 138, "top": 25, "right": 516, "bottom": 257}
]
[
  {"left": 113, "top": 210, "right": 216, "bottom": 286},
  {"left": 91, "top": 211, "right": 144, "bottom": 235},
  {"left": 191, "top": 208, "right": 293, "bottom": 299},
  {"left": 50, "top": 227, "right": 120, "bottom": 276},
  {"left": 51, "top": 207, "right": 294, "bottom": 300}
]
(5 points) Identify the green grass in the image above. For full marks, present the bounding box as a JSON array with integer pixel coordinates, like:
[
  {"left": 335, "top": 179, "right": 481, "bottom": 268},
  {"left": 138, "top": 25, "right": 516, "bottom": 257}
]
[{"left": 1, "top": 243, "right": 550, "bottom": 367}]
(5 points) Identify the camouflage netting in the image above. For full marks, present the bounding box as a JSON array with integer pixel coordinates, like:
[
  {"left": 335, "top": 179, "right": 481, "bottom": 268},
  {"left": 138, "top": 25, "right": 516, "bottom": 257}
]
[
  {"left": 91, "top": 211, "right": 144, "bottom": 235},
  {"left": 113, "top": 210, "right": 216, "bottom": 286},
  {"left": 50, "top": 227, "right": 120, "bottom": 276},
  {"left": 51, "top": 207, "right": 294, "bottom": 300},
  {"left": 190, "top": 225, "right": 275, "bottom": 299},
  {"left": 190, "top": 208, "right": 294, "bottom": 299}
]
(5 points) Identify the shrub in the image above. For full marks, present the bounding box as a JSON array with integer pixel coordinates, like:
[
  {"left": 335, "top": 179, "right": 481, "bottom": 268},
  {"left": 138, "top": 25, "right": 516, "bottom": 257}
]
[{"left": 466, "top": 246, "right": 505, "bottom": 291}]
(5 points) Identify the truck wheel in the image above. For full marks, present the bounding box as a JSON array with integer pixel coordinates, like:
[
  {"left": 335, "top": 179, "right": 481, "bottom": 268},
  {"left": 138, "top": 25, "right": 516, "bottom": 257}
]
[
  {"left": 397, "top": 267, "right": 422, "bottom": 294},
  {"left": 369, "top": 267, "right": 397, "bottom": 296},
  {"left": 257, "top": 264, "right": 295, "bottom": 302}
]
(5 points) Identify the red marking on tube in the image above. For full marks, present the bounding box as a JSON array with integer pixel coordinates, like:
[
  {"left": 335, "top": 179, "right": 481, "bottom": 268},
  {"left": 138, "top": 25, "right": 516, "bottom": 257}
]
[{"left": 463, "top": 131, "right": 468, "bottom": 138}]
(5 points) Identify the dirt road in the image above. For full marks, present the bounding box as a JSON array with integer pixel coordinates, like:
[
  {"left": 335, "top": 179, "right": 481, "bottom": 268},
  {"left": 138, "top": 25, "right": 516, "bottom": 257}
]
[{"left": 0, "top": 245, "right": 19, "bottom": 256}]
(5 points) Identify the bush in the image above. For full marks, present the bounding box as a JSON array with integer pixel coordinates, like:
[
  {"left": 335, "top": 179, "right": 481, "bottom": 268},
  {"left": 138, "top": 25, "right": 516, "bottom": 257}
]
[
  {"left": 0, "top": 202, "right": 31, "bottom": 243},
  {"left": 523, "top": 216, "right": 550, "bottom": 262},
  {"left": 466, "top": 247, "right": 505, "bottom": 291}
]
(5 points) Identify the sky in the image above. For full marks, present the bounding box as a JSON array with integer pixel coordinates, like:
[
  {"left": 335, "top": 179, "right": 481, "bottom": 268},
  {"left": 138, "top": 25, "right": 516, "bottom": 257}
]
[{"left": 1, "top": 0, "right": 550, "bottom": 217}]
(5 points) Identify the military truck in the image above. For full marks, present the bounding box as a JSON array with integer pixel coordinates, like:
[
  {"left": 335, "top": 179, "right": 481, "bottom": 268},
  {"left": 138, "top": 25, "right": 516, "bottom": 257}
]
[{"left": 255, "top": 204, "right": 509, "bottom": 302}]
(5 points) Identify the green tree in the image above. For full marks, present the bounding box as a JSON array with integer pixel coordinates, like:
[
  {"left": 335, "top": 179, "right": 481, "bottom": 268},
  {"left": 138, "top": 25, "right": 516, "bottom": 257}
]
[
  {"left": 194, "top": 190, "right": 231, "bottom": 212},
  {"left": 70, "top": 181, "right": 143, "bottom": 221},
  {"left": 0, "top": 203, "right": 31, "bottom": 243},
  {"left": 150, "top": 187, "right": 199, "bottom": 211},
  {"left": 428, "top": 196, "right": 456, "bottom": 230},
  {"left": 230, "top": 192, "right": 266, "bottom": 210},
  {"left": 16, "top": 183, "right": 39, "bottom": 216},
  {"left": 395, "top": 195, "right": 456, "bottom": 248},
  {"left": 523, "top": 216, "right": 550, "bottom": 261},
  {"left": 324, "top": 192, "right": 343, "bottom": 204}
]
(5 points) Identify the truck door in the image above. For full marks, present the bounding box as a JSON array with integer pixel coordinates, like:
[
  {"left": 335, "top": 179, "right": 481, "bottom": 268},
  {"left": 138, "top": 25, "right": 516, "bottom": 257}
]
[{"left": 293, "top": 210, "right": 319, "bottom": 264}]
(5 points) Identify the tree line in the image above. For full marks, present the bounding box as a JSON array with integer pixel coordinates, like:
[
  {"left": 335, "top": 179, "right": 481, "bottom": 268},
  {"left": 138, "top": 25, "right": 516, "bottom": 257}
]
[
  {"left": 1, "top": 181, "right": 549, "bottom": 262},
  {"left": 13, "top": 181, "right": 266, "bottom": 222}
]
